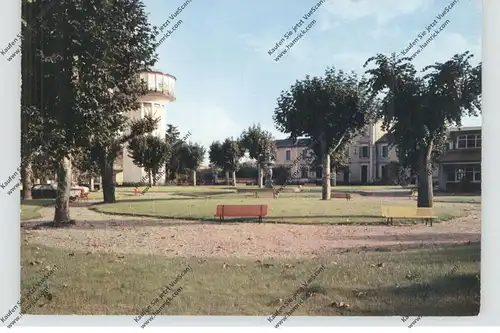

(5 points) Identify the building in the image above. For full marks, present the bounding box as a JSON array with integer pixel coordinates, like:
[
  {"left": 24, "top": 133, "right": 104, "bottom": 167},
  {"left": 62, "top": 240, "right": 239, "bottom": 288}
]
[
  {"left": 273, "top": 121, "right": 398, "bottom": 184},
  {"left": 437, "top": 126, "right": 481, "bottom": 192},
  {"left": 120, "top": 70, "right": 177, "bottom": 184}
]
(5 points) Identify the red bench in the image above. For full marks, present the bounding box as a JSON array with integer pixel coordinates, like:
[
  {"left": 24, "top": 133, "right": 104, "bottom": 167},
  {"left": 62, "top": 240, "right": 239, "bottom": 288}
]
[
  {"left": 215, "top": 204, "right": 268, "bottom": 223},
  {"left": 331, "top": 193, "right": 351, "bottom": 201}
]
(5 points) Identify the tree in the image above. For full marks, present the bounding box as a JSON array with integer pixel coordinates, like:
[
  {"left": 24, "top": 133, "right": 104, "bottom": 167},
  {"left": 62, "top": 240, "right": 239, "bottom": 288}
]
[
  {"left": 178, "top": 143, "right": 206, "bottom": 186},
  {"left": 363, "top": 52, "right": 481, "bottom": 207},
  {"left": 240, "top": 124, "right": 276, "bottom": 188},
  {"left": 274, "top": 68, "right": 377, "bottom": 200},
  {"left": 22, "top": 0, "right": 159, "bottom": 220},
  {"left": 128, "top": 134, "right": 167, "bottom": 186},
  {"left": 221, "top": 138, "right": 245, "bottom": 186},
  {"left": 20, "top": 0, "right": 52, "bottom": 200},
  {"left": 165, "top": 124, "right": 181, "bottom": 182},
  {"left": 208, "top": 141, "right": 226, "bottom": 184}
]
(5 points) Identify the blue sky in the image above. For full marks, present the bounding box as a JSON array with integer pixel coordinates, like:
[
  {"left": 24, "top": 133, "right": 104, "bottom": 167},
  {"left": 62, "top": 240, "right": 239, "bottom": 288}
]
[{"left": 143, "top": 0, "right": 482, "bottom": 164}]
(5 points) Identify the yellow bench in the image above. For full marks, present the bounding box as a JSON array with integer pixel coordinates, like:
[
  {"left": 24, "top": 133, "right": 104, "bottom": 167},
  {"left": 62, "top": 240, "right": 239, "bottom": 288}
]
[{"left": 381, "top": 206, "right": 436, "bottom": 226}]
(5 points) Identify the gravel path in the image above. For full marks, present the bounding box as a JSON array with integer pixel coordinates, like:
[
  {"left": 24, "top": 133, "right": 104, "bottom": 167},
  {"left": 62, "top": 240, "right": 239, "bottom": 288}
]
[{"left": 22, "top": 203, "right": 481, "bottom": 259}]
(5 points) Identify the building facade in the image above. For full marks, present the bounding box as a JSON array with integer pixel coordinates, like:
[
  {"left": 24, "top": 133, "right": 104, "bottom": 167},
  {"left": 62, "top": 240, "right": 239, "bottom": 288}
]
[
  {"left": 273, "top": 121, "right": 399, "bottom": 184},
  {"left": 120, "top": 71, "right": 176, "bottom": 184},
  {"left": 437, "top": 126, "right": 481, "bottom": 192}
]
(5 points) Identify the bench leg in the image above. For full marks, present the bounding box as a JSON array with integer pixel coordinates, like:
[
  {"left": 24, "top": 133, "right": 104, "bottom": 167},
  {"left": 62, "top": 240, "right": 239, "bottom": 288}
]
[
  {"left": 390, "top": 217, "right": 393, "bottom": 225},
  {"left": 258, "top": 216, "right": 262, "bottom": 224},
  {"left": 430, "top": 218, "right": 433, "bottom": 227}
]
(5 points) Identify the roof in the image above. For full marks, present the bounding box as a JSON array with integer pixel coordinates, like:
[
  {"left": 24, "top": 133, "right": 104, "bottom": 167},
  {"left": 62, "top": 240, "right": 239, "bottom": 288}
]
[
  {"left": 275, "top": 138, "right": 313, "bottom": 148},
  {"left": 448, "top": 126, "right": 481, "bottom": 132},
  {"left": 375, "top": 133, "right": 392, "bottom": 144}
]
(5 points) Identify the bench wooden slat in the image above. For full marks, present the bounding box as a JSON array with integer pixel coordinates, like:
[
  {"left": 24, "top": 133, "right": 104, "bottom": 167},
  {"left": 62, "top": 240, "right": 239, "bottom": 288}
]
[
  {"left": 331, "top": 193, "right": 351, "bottom": 200},
  {"left": 255, "top": 189, "right": 277, "bottom": 199},
  {"left": 381, "top": 205, "right": 436, "bottom": 226},
  {"left": 215, "top": 204, "right": 268, "bottom": 223}
]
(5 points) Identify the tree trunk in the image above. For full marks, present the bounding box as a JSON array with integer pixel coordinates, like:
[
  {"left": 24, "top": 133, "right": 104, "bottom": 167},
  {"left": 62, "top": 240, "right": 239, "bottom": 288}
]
[
  {"left": 192, "top": 170, "right": 197, "bottom": 186},
  {"left": 100, "top": 152, "right": 116, "bottom": 203},
  {"left": 330, "top": 167, "right": 337, "bottom": 187},
  {"left": 322, "top": 154, "right": 331, "bottom": 200},
  {"left": 148, "top": 171, "right": 152, "bottom": 186},
  {"left": 53, "top": 156, "right": 72, "bottom": 223},
  {"left": 257, "top": 162, "right": 263, "bottom": 188},
  {"left": 225, "top": 171, "right": 230, "bottom": 185},
  {"left": 232, "top": 171, "right": 237, "bottom": 186},
  {"left": 21, "top": 158, "right": 33, "bottom": 200},
  {"left": 89, "top": 177, "right": 94, "bottom": 192},
  {"left": 417, "top": 144, "right": 434, "bottom": 208}
]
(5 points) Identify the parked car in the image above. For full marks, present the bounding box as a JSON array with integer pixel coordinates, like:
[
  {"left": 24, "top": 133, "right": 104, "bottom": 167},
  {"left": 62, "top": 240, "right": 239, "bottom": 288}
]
[
  {"left": 30, "top": 184, "right": 90, "bottom": 200},
  {"left": 31, "top": 184, "right": 57, "bottom": 199}
]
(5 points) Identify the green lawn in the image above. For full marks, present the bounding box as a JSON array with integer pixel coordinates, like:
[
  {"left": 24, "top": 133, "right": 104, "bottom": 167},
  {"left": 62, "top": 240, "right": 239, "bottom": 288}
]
[
  {"left": 93, "top": 193, "right": 460, "bottom": 224},
  {"left": 21, "top": 242, "right": 480, "bottom": 316},
  {"left": 20, "top": 205, "right": 43, "bottom": 221},
  {"left": 20, "top": 199, "right": 57, "bottom": 221},
  {"left": 431, "top": 196, "right": 481, "bottom": 204}
]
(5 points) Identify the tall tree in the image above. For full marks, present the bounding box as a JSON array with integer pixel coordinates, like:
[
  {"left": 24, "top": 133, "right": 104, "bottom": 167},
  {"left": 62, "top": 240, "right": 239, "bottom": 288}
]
[
  {"left": 208, "top": 141, "right": 226, "bottom": 184},
  {"left": 25, "top": 0, "right": 159, "bottom": 217},
  {"left": 240, "top": 124, "right": 276, "bottom": 188},
  {"left": 20, "top": 0, "right": 54, "bottom": 200},
  {"left": 165, "top": 124, "right": 181, "bottom": 182},
  {"left": 363, "top": 52, "right": 481, "bottom": 207},
  {"left": 178, "top": 143, "right": 206, "bottom": 186},
  {"left": 274, "top": 68, "right": 376, "bottom": 200},
  {"left": 221, "top": 137, "right": 245, "bottom": 186},
  {"left": 128, "top": 134, "right": 167, "bottom": 186}
]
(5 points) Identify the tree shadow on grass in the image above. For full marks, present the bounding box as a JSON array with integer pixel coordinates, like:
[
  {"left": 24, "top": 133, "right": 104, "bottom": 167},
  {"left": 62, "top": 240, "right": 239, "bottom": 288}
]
[
  {"left": 302, "top": 273, "right": 480, "bottom": 317},
  {"left": 170, "top": 191, "right": 236, "bottom": 197},
  {"left": 346, "top": 233, "right": 481, "bottom": 243}
]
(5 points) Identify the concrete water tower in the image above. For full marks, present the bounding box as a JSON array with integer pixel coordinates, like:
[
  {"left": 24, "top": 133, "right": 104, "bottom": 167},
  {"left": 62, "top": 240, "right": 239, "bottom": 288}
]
[{"left": 121, "top": 70, "right": 177, "bottom": 185}]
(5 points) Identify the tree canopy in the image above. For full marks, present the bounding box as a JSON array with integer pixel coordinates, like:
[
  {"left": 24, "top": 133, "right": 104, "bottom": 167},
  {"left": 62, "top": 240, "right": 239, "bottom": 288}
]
[
  {"left": 274, "top": 67, "right": 377, "bottom": 199},
  {"left": 240, "top": 124, "right": 276, "bottom": 188},
  {"left": 363, "top": 51, "right": 481, "bottom": 206}
]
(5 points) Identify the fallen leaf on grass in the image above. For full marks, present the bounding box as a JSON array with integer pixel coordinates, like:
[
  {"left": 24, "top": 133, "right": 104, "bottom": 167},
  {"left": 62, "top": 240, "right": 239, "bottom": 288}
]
[{"left": 331, "top": 301, "right": 350, "bottom": 309}]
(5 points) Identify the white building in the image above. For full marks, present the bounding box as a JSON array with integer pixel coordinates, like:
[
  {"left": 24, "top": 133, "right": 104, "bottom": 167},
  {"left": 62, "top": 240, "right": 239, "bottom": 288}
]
[{"left": 120, "top": 70, "right": 177, "bottom": 185}]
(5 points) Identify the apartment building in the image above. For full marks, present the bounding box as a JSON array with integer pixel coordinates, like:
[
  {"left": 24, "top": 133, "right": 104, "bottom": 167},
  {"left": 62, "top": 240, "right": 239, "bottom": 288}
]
[
  {"left": 273, "top": 121, "right": 398, "bottom": 184},
  {"left": 437, "top": 126, "right": 481, "bottom": 192}
]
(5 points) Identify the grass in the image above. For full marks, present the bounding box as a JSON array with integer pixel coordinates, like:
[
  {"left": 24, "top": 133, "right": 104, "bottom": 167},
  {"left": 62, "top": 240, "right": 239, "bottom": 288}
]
[
  {"left": 93, "top": 192, "right": 460, "bottom": 224},
  {"left": 20, "top": 205, "right": 43, "bottom": 221},
  {"left": 431, "top": 196, "right": 481, "bottom": 204},
  {"left": 20, "top": 242, "right": 480, "bottom": 316}
]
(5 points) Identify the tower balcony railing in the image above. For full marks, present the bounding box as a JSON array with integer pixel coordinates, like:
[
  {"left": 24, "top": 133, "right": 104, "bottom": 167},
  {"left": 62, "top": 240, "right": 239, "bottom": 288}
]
[{"left": 139, "top": 71, "right": 176, "bottom": 102}]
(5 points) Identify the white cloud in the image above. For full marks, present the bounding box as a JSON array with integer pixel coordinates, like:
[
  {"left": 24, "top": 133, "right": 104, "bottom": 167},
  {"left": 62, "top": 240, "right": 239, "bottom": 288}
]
[
  {"left": 322, "top": 0, "right": 434, "bottom": 25},
  {"left": 410, "top": 32, "right": 481, "bottom": 69}
]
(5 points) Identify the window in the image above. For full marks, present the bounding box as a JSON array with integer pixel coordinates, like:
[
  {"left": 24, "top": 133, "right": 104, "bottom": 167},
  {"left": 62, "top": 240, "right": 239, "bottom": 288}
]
[
  {"left": 301, "top": 167, "right": 308, "bottom": 179},
  {"left": 454, "top": 166, "right": 481, "bottom": 182},
  {"left": 381, "top": 145, "right": 388, "bottom": 158},
  {"left": 285, "top": 150, "right": 291, "bottom": 161},
  {"left": 360, "top": 145, "right": 369, "bottom": 158},
  {"left": 456, "top": 135, "right": 481, "bottom": 149}
]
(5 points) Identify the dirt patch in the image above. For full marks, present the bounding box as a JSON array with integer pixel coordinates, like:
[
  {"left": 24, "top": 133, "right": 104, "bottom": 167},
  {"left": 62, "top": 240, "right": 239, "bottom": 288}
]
[{"left": 23, "top": 204, "right": 480, "bottom": 259}]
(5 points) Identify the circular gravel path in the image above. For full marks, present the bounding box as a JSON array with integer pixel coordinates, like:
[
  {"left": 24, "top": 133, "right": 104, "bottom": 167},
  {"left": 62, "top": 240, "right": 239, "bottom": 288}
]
[{"left": 21, "top": 201, "right": 481, "bottom": 259}]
